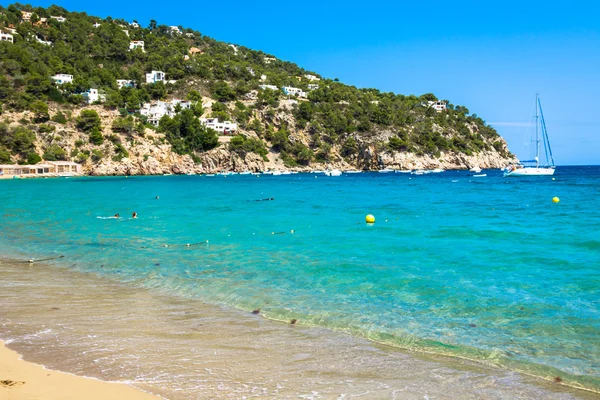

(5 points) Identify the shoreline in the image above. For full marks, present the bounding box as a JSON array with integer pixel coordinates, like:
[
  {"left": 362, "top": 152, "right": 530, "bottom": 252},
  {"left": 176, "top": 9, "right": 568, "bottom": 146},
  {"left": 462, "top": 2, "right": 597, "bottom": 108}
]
[{"left": 0, "top": 340, "right": 159, "bottom": 400}]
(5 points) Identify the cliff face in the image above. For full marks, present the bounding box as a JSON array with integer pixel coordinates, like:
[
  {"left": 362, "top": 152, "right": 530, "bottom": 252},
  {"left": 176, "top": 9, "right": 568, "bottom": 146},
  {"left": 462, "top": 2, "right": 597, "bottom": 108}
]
[{"left": 3, "top": 104, "right": 516, "bottom": 175}]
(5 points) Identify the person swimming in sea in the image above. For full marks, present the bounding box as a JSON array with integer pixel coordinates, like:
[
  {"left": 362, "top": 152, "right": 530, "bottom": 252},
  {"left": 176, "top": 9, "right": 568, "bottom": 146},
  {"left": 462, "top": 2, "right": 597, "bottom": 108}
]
[
  {"left": 132, "top": 212, "right": 137, "bottom": 219},
  {"left": 114, "top": 213, "right": 120, "bottom": 218}
]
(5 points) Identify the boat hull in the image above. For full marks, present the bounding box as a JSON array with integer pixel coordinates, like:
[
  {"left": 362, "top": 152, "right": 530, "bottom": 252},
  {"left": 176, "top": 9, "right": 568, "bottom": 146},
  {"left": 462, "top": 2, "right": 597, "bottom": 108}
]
[{"left": 504, "top": 167, "right": 555, "bottom": 177}]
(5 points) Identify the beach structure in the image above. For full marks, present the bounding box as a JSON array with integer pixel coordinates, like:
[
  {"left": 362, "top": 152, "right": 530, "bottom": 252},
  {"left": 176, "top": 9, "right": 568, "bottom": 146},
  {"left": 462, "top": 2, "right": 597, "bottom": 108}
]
[
  {"left": 145, "top": 70, "right": 165, "bottom": 84},
  {"left": 0, "top": 32, "right": 13, "bottom": 43},
  {"left": 282, "top": 86, "right": 307, "bottom": 98},
  {"left": 51, "top": 74, "right": 73, "bottom": 84},
  {"left": 200, "top": 118, "right": 237, "bottom": 135},
  {"left": 0, "top": 161, "right": 82, "bottom": 178},
  {"left": 117, "top": 79, "right": 135, "bottom": 89},
  {"left": 82, "top": 88, "right": 106, "bottom": 104},
  {"left": 259, "top": 84, "right": 278, "bottom": 91},
  {"left": 129, "top": 40, "right": 145, "bottom": 52}
]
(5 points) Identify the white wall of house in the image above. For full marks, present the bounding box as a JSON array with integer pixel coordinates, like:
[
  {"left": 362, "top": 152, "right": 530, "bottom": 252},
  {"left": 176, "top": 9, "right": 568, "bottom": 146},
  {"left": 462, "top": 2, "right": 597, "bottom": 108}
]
[
  {"left": 50, "top": 16, "right": 66, "bottom": 22},
  {"left": 117, "top": 79, "right": 135, "bottom": 89},
  {"left": 145, "top": 70, "right": 165, "bottom": 84},
  {"left": 83, "top": 88, "right": 106, "bottom": 104},
  {"left": 307, "top": 84, "right": 319, "bottom": 90},
  {"left": 129, "top": 41, "right": 145, "bottom": 52},
  {"left": 36, "top": 36, "right": 52, "bottom": 45},
  {"left": 304, "top": 74, "right": 320, "bottom": 81},
  {"left": 200, "top": 118, "right": 237, "bottom": 135},
  {"left": 282, "top": 86, "right": 307, "bottom": 98},
  {"left": 52, "top": 74, "right": 73, "bottom": 84},
  {"left": 0, "top": 33, "right": 13, "bottom": 43},
  {"left": 427, "top": 101, "right": 447, "bottom": 112},
  {"left": 259, "top": 85, "right": 278, "bottom": 91}
]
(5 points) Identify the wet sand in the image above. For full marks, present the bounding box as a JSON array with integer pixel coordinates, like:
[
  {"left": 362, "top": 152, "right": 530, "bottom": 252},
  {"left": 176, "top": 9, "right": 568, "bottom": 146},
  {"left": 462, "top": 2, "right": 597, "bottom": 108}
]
[
  {"left": 0, "top": 258, "right": 597, "bottom": 399},
  {"left": 0, "top": 340, "right": 158, "bottom": 400}
]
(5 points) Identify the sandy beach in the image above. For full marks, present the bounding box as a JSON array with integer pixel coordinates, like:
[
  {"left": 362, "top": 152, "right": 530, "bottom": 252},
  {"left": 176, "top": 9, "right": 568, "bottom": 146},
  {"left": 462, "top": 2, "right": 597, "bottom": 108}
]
[{"left": 0, "top": 340, "right": 158, "bottom": 400}]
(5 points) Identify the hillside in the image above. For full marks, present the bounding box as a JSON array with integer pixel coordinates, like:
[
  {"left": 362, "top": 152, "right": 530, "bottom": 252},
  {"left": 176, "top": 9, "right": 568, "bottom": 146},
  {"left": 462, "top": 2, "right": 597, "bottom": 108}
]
[{"left": 0, "top": 4, "right": 516, "bottom": 173}]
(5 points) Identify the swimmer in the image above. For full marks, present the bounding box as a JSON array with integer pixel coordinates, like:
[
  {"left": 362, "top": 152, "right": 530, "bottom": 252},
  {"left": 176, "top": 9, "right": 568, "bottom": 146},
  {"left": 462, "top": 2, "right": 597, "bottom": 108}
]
[
  {"left": 155, "top": 196, "right": 159, "bottom": 199},
  {"left": 114, "top": 213, "right": 120, "bottom": 218},
  {"left": 132, "top": 212, "right": 137, "bottom": 219}
]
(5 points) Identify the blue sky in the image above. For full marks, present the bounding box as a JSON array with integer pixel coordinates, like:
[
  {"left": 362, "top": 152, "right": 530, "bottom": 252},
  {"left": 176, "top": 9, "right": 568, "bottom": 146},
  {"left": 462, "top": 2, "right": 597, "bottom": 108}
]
[{"left": 12, "top": 0, "right": 600, "bottom": 164}]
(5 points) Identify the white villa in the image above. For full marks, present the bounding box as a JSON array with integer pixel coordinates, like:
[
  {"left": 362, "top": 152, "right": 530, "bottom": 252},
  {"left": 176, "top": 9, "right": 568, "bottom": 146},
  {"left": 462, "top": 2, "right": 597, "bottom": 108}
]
[
  {"left": 145, "top": 70, "right": 165, "bottom": 84},
  {"left": 169, "top": 26, "right": 181, "bottom": 34},
  {"left": 200, "top": 118, "right": 237, "bottom": 135},
  {"left": 51, "top": 74, "right": 73, "bottom": 84},
  {"left": 50, "top": 16, "right": 66, "bottom": 23},
  {"left": 259, "top": 84, "right": 278, "bottom": 91},
  {"left": 307, "top": 84, "right": 319, "bottom": 90},
  {"left": 140, "top": 99, "right": 191, "bottom": 126},
  {"left": 0, "top": 33, "right": 13, "bottom": 43},
  {"left": 117, "top": 79, "right": 135, "bottom": 89},
  {"left": 129, "top": 40, "right": 145, "bottom": 52},
  {"left": 304, "top": 74, "right": 320, "bottom": 81},
  {"left": 82, "top": 88, "right": 106, "bottom": 104},
  {"left": 36, "top": 36, "right": 52, "bottom": 45},
  {"left": 282, "top": 86, "right": 307, "bottom": 98},
  {"left": 93, "top": 22, "right": 101, "bottom": 28},
  {"left": 130, "top": 22, "right": 140, "bottom": 28},
  {"left": 0, "top": 161, "right": 81, "bottom": 178},
  {"left": 427, "top": 101, "right": 447, "bottom": 112}
]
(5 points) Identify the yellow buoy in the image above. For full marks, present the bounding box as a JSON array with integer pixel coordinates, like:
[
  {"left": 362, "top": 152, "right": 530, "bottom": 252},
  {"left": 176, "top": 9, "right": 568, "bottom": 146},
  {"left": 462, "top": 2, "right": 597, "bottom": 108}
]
[
  {"left": 366, "top": 214, "right": 375, "bottom": 223},
  {"left": 552, "top": 197, "right": 560, "bottom": 203}
]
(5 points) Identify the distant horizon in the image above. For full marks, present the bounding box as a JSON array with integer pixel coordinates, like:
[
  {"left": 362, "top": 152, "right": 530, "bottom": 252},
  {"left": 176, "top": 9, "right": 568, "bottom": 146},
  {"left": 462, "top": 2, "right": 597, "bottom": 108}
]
[{"left": 3, "top": 0, "right": 598, "bottom": 165}]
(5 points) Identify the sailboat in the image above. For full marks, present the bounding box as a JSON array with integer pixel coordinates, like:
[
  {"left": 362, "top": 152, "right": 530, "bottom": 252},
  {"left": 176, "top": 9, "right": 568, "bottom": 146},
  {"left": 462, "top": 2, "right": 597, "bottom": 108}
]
[{"left": 504, "top": 94, "right": 556, "bottom": 177}]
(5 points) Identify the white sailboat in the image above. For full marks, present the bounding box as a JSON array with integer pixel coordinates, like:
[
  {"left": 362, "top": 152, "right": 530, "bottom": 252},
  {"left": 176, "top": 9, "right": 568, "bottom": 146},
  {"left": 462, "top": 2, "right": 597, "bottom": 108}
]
[{"left": 504, "top": 94, "right": 556, "bottom": 177}]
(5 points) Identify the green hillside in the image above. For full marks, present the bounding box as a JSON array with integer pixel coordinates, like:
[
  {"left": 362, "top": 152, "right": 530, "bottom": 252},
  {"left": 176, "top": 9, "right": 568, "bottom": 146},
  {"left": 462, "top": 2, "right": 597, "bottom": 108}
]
[{"left": 0, "top": 3, "right": 512, "bottom": 168}]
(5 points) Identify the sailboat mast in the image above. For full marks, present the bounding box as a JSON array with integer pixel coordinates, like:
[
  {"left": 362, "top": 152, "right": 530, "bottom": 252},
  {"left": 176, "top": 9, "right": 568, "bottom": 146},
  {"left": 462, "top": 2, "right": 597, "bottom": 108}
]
[{"left": 535, "top": 93, "right": 540, "bottom": 167}]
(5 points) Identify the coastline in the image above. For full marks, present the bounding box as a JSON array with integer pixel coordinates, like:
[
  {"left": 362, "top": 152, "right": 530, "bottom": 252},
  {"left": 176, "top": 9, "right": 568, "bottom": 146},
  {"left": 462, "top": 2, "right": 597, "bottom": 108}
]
[{"left": 0, "top": 340, "right": 159, "bottom": 400}]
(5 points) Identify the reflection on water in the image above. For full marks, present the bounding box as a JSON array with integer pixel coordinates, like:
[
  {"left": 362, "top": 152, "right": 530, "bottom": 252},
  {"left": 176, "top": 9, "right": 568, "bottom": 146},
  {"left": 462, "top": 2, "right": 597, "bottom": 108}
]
[{"left": 0, "top": 259, "right": 594, "bottom": 400}]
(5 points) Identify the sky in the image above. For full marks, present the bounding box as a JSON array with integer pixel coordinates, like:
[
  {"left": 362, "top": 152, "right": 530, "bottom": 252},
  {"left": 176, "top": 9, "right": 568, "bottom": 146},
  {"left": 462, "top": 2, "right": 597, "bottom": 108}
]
[{"left": 9, "top": 0, "right": 600, "bottom": 164}]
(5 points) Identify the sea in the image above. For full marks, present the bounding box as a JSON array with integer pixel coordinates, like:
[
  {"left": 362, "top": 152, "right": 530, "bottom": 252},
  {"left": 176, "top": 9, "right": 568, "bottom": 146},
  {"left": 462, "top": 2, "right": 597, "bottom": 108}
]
[{"left": 0, "top": 166, "right": 598, "bottom": 399}]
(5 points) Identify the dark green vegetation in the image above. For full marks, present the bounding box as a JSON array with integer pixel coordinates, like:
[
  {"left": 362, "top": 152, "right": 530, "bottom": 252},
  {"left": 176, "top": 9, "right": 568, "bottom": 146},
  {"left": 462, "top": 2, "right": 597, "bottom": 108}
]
[{"left": 0, "top": 3, "right": 510, "bottom": 166}]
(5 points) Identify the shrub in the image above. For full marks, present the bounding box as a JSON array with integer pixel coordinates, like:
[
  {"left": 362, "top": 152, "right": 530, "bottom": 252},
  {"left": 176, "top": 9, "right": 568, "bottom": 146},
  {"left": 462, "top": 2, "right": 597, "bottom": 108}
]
[
  {"left": 51, "top": 112, "right": 68, "bottom": 124},
  {"left": 89, "top": 127, "right": 104, "bottom": 145},
  {"left": 26, "top": 152, "right": 42, "bottom": 164},
  {"left": 76, "top": 110, "right": 102, "bottom": 133},
  {"left": 43, "top": 145, "right": 67, "bottom": 161}
]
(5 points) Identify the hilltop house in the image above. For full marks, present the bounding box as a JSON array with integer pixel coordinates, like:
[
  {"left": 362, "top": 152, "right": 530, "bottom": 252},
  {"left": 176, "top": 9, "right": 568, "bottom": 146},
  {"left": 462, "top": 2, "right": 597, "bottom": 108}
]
[
  {"left": 130, "top": 22, "right": 139, "bottom": 28},
  {"left": 129, "top": 40, "right": 145, "bottom": 52},
  {"left": 169, "top": 26, "right": 181, "bottom": 34},
  {"left": 0, "top": 33, "right": 13, "bottom": 43},
  {"left": 93, "top": 22, "right": 101, "bottom": 28},
  {"left": 20, "top": 11, "right": 32, "bottom": 22},
  {"left": 145, "top": 70, "right": 165, "bottom": 84},
  {"left": 51, "top": 74, "right": 73, "bottom": 84},
  {"left": 304, "top": 74, "right": 320, "bottom": 81},
  {"left": 82, "top": 88, "right": 106, "bottom": 104},
  {"left": 117, "top": 79, "right": 135, "bottom": 89},
  {"left": 264, "top": 57, "right": 276, "bottom": 64},
  {"left": 427, "top": 101, "right": 447, "bottom": 112},
  {"left": 259, "top": 84, "right": 278, "bottom": 91},
  {"left": 200, "top": 118, "right": 237, "bottom": 135},
  {"left": 282, "top": 86, "right": 307, "bottom": 98}
]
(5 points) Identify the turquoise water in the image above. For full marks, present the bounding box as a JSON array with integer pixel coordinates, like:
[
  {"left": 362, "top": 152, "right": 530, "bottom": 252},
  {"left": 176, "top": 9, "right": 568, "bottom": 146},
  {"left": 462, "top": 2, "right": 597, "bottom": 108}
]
[{"left": 1, "top": 168, "right": 599, "bottom": 392}]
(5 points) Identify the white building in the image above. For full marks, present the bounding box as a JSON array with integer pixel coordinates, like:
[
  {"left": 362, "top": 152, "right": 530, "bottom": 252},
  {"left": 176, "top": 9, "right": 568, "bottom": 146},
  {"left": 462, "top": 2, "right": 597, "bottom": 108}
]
[
  {"left": 130, "top": 22, "right": 140, "bottom": 28},
  {"left": 50, "top": 16, "right": 66, "bottom": 23},
  {"left": 93, "top": 22, "right": 101, "bottom": 28},
  {"left": 36, "top": 36, "right": 52, "bottom": 45},
  {"left": 145, "top": 70, "right": 165, "bottom": 84},
  {"left": 264, "top": 57, "right": 276, "bottom": 64},
  {"left": 200, "top": 118, "right": 237, "bottom": 135},
  {"left": 259, "top": 84, "right": 278, "bottom": 91},
  {"left": 116, "top": 79, "right": 135, "bottom": 89},
  {"left": 82, "top": 88, "right": 106, "bottom": 104},
  {"left": 427, "top": 101, "right": 447, "bottom": 112},
  {"left": 307, "top": 84, "right": 319, "bottom": 91},
  {"left": 169, "top": 26, "right": 181, "bottom": 34},
  {"left": 129, "top": 40, "right": 145, "bottom": 52},
  {"left": 0, "top": 33, "right": 13, "bottom": 43},
  {"left": 304, "top": 74, "right": 320, "bottom": 81},
  {"left": 51, "top": 74, "right": 73, "bottom": 85},
  {"left": 282, "top": 86, "right": 307, "bottom": 98},
  {"left": 140, "top": 100, "right": 192, "bottom": 126}
]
